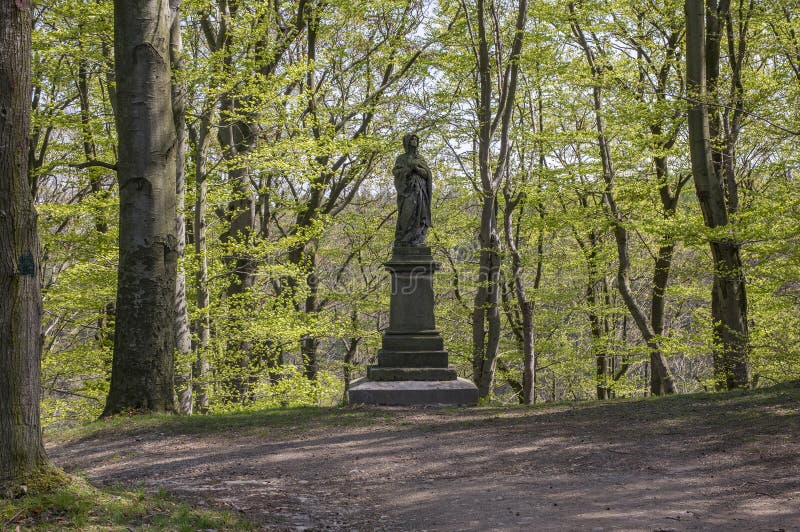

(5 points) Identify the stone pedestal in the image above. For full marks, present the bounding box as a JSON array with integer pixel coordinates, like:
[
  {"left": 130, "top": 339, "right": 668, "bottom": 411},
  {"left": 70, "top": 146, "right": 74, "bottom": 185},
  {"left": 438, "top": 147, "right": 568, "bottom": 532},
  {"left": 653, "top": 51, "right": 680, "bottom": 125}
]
[
  {"left": 348, "top": 378, "right": 480, "bottom": 406},
  {"left": 348, "top": 246, "right": 478, "bottom": 406}
]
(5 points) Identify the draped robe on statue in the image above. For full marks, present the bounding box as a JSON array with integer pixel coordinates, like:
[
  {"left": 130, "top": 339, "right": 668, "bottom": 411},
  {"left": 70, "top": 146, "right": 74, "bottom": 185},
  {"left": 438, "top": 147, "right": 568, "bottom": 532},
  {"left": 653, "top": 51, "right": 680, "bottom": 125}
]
[{"left": 392, "top": 144, "right": 432, "bottom": 247}]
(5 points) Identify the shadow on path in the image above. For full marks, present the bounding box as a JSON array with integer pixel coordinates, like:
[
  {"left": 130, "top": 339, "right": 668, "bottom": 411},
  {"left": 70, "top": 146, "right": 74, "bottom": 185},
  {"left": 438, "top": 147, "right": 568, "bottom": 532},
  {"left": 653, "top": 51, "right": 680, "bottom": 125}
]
[{"left": 48, "top": 383, "right": 800, "bottom": 530}]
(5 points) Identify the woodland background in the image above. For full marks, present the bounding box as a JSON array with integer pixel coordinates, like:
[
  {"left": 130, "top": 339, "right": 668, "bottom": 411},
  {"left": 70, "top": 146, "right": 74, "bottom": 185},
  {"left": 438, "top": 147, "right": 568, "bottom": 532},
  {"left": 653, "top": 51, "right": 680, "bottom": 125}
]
[{"left": 29, "top": 0, "right": 800, "bottom": 423}]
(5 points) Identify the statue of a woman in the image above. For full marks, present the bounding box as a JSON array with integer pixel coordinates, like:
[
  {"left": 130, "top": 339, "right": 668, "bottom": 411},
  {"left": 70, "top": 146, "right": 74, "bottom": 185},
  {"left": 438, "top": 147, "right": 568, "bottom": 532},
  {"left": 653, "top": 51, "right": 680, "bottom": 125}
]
[{"left": 393, "top": 133, "right": 432, "bottom": 247}]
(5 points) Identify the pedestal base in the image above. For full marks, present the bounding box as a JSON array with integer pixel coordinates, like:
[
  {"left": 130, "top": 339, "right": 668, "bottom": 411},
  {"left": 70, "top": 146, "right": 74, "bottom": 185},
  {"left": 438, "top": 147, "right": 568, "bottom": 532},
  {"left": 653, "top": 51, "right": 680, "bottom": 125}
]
[
  {"left": 348, "top": 377, "right": 479, "bottom": 406},
  {"left": 354, "top": 245, "right": 478, "bottom": 406},
  {"left": 367, "top": 366, "right": 457, "bottom": 381}
]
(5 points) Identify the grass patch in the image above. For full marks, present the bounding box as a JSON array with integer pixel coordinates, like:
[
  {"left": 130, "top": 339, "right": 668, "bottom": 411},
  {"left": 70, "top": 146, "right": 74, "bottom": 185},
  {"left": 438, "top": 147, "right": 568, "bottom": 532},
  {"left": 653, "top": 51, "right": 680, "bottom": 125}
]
[
  {"left": 48, "top": 405, "right": 398, "bottom": 445},
  {"left": 0, "top": 469, "right": 253, "bottom": 530},
  {"left": 47, "top": 380, "right": 800, "bottom": 445}
]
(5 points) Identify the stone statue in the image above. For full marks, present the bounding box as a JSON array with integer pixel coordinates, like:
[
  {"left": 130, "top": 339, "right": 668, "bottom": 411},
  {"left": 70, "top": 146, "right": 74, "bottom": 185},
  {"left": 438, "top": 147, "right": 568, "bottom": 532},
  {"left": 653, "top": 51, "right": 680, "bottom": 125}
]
[
  {"left": 393, "top": 133, "right": 432, "bottom": 247},
  {"left": 349, "top": 133, "right": 478, "bottom": 406}
]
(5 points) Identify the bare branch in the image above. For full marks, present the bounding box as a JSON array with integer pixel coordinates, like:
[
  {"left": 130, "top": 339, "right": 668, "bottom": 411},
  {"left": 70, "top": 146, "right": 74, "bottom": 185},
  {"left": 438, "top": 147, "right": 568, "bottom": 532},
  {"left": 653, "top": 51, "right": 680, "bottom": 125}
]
[{"left": 69, "top": 160, "right": 118, "bottom": 171}]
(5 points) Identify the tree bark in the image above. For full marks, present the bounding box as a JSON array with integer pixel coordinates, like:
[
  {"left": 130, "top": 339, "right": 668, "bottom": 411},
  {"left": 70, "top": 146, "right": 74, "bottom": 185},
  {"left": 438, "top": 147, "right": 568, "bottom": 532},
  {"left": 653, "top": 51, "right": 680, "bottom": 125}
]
[
  {"left": 0, "top": 0, "right": 48, "bottom": 485},
  {"left": 189, "top": 115, "right": 212, "bottom": 414},
  {"left": 650, "top": 151, "right": 687, "bottom": 343},
  {"left": 473, "top": 199, "right": 502, "bottom": 398},
  {"left": 581, "top": 235, "right": 613, "bottom": 399},
  {"left": 470, "top": 0, "right": 527, "bottom": 399},
  {"left": 570, "top": 4, "right": 675, "bottom": 395},
  {"left": 170, "top": 0, "right": 193, "bottom": 415},
  {"left": 502, "top": 190, "right": 536, "bottom": 404},
  {"left": 685, "top": 0, "right": 749, "bottom": 390},
  {"left": 103, "top": 0, "right": 178, "bottom": 415}
]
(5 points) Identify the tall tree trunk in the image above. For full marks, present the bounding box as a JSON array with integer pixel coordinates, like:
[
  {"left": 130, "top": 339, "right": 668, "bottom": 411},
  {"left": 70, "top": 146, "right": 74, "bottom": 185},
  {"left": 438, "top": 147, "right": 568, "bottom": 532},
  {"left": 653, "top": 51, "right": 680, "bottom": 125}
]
[
  {"left": 0, "top": 0, "right": 48, "bottom": 485},
  {"left": 499, "top": 91, "right": 547, "bottom": 405},
  {"left": 170, "top": 0, "right": 193, "bottom": 415},
  {"left": 292, "top": 3, "right": 324, "bottom": 381},
  {"left": 197, "top": 2, "right": 260, "bottom": 404},
  {"left": 525, "top": 227, "right": 544, "bottom": 404},
  {"left": 650, "top": 154, "right": 688, "bottom": 344},
  {"left": 685, "top": 0, "right": 749, "bottom": 389},
  {"left": 571, "top": 4, "right": 675, "bottom": 395},
  {"left": 103, "top": 0, "right": 178, "bottom": 415},
  {"left": 645, "top": 28, "right": 690, "bottom": 375},
  {"left": 471, "top": 0, "right": 527, "bottom": 399},
  {"left": 583, "top": 239, "right": 612, "bottom": 400},
  {"left": 473, "top": 198, "right": 502, "bottom": 398},
  {"left": 189, "top": 115, "right": 212, "bottom": 414},
  {"left": 502, "top": 190, "right": 536, "bottom": 405}
]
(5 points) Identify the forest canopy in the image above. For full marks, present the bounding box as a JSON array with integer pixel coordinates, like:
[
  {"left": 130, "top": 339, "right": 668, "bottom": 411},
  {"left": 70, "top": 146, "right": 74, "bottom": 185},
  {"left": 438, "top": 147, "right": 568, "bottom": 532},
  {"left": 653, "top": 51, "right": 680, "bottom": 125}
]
[{"left": 28, "top": 0, "right": 800, "bottom": 423}]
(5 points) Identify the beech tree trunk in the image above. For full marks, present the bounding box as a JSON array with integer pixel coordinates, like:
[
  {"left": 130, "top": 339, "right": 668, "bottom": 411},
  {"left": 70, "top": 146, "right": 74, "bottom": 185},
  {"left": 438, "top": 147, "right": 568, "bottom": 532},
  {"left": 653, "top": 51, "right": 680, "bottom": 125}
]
[
  {"left": 685, "top": 0, "right": 749, "bottom": 389},
  {"left": 570, "top": 4, "right": 675, "bottom": 395},
  {"left": 473, "top": 198, "right": 503, "bottom": 398},
  {"left": 170, "top": 0, "right": 193, "bottom": 415},
  {"left": 501, "top": 189, "right": 537, "bottom": 404},
  {"left": 0, "top": 0, "right": 48, "bottom": 485},
  {"left": 583, "top": 239, "right": 613, "bottom": 399},
  {"left": 103, "top": 0, "right": 178, "bottom": 415},
  {"left": 190, "top": 115, "right": 212, "bottom": 414},
  {"left": 471, "top": 0, "right": 527, "bottom": 399}
]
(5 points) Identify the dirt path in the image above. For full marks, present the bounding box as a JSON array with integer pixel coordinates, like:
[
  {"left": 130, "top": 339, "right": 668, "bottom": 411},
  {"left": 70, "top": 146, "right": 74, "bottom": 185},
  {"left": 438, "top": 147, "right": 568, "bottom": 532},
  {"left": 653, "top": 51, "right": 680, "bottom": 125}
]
[{"left": 48, "top": 385, "right": 800, "bottom": 531}]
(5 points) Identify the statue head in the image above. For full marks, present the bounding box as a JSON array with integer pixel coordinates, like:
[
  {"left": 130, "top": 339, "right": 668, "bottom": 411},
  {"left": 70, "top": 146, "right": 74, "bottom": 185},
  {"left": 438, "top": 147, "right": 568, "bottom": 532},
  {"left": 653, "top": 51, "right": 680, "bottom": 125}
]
[{"left": 402, "top": 133, "right": 419, "bottom": 153}]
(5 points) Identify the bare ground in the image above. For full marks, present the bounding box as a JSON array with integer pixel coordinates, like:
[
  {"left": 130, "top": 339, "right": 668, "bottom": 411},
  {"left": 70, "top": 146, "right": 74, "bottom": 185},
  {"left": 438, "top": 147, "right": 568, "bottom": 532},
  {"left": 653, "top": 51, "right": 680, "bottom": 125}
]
[{"left": 48, "top": 383, "right": 800, "bottom": 531}]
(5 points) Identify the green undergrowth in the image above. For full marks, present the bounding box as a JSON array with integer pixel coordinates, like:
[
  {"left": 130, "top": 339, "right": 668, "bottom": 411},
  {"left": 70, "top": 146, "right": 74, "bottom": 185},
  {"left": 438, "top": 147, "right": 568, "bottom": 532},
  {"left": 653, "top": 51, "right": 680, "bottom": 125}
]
[{"left": 0, "top": 467, "right": 253, "bottom": 530}]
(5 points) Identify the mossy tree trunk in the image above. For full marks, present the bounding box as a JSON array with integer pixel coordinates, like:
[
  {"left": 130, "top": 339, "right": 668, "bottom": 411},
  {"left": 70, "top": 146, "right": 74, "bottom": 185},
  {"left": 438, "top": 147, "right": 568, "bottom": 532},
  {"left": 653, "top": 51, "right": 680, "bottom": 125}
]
[
  {"left": 0, "top": 0, "right": 48, "bottom": 485},
  {"left": 103, "top": 0, "right": 178, "bottom": 415}
]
